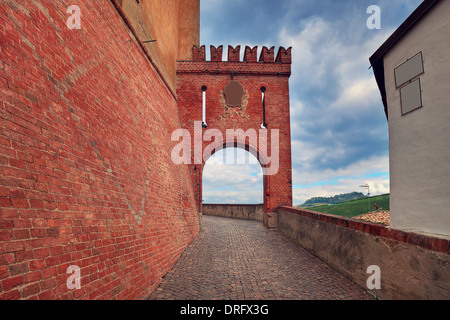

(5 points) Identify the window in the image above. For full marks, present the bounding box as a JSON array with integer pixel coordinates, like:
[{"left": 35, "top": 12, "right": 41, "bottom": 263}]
[
  {"left": 394, "top": 52, "right": 424, "bottom": 115},
  {"left": 400, "top": 78, "right": 423, "bottom": 115}
]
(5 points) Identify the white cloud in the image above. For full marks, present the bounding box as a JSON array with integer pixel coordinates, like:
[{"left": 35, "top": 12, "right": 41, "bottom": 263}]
[
  {"left": 293, "top": 154, "right": 389, "bottom": 186},
  {"left": 280, "top": 16, "right": 395, "bottom": 102},
  {"left": 330, "top": 77, "right": 379, "bottom": 111},
  {"left": 278, "top": 18, "right": 332, "bottom": 86},
  {"left": 202, "top": 149, "right": 263, "bottom": 204},
  {"left": 203, "top": 189, "right": 263, "bottom": 205}
]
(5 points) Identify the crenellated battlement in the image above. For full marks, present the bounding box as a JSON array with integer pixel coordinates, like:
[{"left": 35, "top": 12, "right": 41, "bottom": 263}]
[{"left": 192, "top": 45, "right": 292, "bottom": 64}]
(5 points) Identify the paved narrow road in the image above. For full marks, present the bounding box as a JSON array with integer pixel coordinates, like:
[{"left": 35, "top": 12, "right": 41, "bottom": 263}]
[{"left": 149, "top": 215, "right": 376, "bottom": 300}]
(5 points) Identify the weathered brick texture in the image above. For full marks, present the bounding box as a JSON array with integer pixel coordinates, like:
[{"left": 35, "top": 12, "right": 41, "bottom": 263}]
[{"left": 0, "top": 1, "right": 199, "bottom": 299}]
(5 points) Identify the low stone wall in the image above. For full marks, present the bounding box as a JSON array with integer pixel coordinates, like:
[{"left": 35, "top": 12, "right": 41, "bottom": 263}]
[
  {"left": 277, "top": 207, "right": 450, "bottom": 300},
  {"left": 203, "top": 204, "right": 264, "bottom": 221}
]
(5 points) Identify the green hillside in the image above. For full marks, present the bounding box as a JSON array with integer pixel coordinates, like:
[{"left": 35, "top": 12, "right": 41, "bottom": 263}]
[
  {"left": 299, "top": 191, "right": 365, "bottom": 208},
  {"left": 302, "top": 194, "right": 390, "bottom": 218}
]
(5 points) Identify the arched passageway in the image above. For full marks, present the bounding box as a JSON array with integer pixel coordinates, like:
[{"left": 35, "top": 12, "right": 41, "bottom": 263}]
[{"left": 202, "top": 148, "right": 263, "bottom": 205}]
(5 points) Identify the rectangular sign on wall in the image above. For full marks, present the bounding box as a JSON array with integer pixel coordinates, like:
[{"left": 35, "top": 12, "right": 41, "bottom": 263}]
[
  {"left": 400, "top": 78, "right": 423, "bottom": 115},
  {"left": 395, "top": 52, "right": 424, "bottom": 88}
]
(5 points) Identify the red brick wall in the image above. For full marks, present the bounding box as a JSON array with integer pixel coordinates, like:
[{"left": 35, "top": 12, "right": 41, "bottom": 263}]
[
  {"left": 0, "top": 1, "right": 199, "bottom": 299},
  {"left": 176, "top": 45, "right": 293, "bottom": 214}
]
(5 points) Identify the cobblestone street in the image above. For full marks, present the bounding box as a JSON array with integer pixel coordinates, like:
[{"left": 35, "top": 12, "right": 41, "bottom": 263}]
[{"left": 149, "top": 215, "right": 376, "bottom": 300}]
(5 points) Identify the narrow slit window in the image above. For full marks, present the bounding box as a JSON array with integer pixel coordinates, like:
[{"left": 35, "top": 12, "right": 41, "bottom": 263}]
[
  {"left": 261, "top": 86, "right": 267, "bottom": 129},
  {"left": 202, "top": 86, "right": 207, "bottom": 128}
]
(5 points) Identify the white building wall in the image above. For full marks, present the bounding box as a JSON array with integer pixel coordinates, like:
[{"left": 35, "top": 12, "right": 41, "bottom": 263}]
[{"left": 383, "top": 0, "right": 450, "bottom": 237}]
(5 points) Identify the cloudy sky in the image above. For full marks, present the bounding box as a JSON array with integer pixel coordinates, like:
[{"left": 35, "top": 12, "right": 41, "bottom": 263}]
[{"left": 200, "top": 0, "right": 423, "bottom": 205}]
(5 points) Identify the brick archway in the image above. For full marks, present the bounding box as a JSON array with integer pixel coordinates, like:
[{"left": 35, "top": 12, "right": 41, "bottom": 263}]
[
  {"left": 176, "top": 45, "right": 293, "bottom": 228},
  {"left": 201, "top": 139, "right": 269, "bottom": 211}
]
